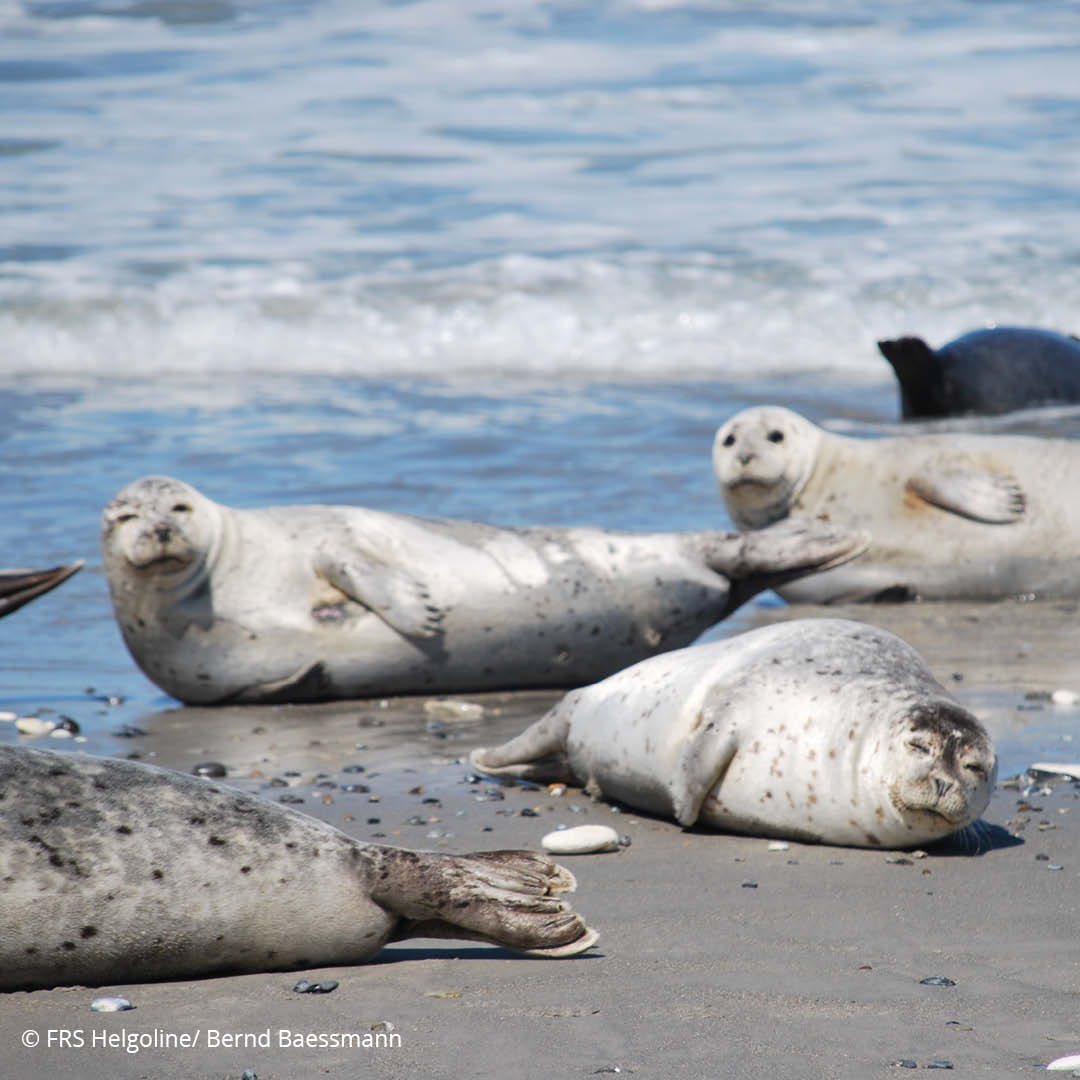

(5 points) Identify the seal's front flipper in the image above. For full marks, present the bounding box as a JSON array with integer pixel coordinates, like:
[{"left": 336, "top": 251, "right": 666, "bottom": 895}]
[
  {"left": 317, "top": 535, "right": 444, "bottom": 640},
  {"left": 376, "top": 849, "right": 597, "bottom": 957},
  {"left": 0, "top": 561, "right": 84, "bottom": 618},
  {"left": 670, "top": 708, "right": 740, "bottom": 827},
  {"left": 906, "top": 462, "right": 1026, "bottom": 524},
  {"left": 224, "top": 660, "right": 331, "bottom": 704}
]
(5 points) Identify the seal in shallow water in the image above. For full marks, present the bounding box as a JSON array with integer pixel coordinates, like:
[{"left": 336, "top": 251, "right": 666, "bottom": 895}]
[
  {"left": 100, "top": 475, "right": 866, "bottom": 704},
  {"left": 0, "top": 745, "right": 596, "bottom": 991},
  {"left": 470, "top": 619, "right": 996, "bottom": 849},
  {"left": 712, "top": 404, "right": 1080, "bottom": 602},
  {"left": 878, "top": 326, "right": 1080, "bottom": 419}
]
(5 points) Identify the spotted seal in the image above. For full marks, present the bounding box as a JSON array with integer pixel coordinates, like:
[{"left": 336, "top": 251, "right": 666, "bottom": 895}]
[
  {"left": 470, "top": 619, "right": 996, "bottom": 849},
  {"left": 0, "top": 745, "right": 596, "bottom": 991},
  {"left": 0, "top": 562, "right": 83, "bottom": 617},
  {"left": 878, "top": 326, "right": 1080, "bottom": 419},
  {"left": 712, "top": 404, "right": 1080, "bottom": 602},
  {"left": 100, "top": 475, "right": 866, "bottom": 704}
]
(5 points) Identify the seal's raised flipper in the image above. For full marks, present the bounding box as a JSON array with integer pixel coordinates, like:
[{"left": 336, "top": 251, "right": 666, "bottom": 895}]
[
  {"left": 906, "top": 462, "right": 1026, "bottom": 524},
  {"left": 469, "top": 695, "right": 576, "bottom": 781},
  {"left": 317, "top": 527, "right": 445, "bottom": 639},
  {"left": 877, "top": 336, "right": 945, "bottom": 418},
  {"left": 699, "top": 519, "right": 870, "bottom": 617},
  {"left": 375, "top": 849, "right": 597, "bottom": 957},
  {"left": 0, "top": 560, "right": 84, "bottom": 618}
]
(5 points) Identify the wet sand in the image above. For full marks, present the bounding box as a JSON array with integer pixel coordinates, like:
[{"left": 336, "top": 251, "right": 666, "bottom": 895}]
[{"left": 3, "top": 600, "right": 1080, "bottom": 1079}]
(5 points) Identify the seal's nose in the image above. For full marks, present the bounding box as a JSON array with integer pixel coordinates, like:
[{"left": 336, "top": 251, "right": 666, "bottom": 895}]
[
  {"left": 738, "top": 451, "right": 755, "bottom": 466},
  {"left": 154, "top": 524, "right": 172, "bottom": 542},
  {"left": 933, "top": 776, "right": 952, "bottom": 799}
]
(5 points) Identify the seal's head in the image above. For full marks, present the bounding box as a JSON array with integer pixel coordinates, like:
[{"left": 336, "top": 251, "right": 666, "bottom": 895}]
[
  {"left": 101, "top": 476, "right": 221, "bottom": 585},
  {"left": 712, "top": 406, "right": 821, "bottom": 529},
  {"left": 887, "top": 701, "right": 997, "bottom": 842}
]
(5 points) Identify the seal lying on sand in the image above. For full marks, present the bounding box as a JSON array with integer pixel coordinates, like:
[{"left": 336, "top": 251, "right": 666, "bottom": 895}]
[
  {"left": 470, "top": 619, "right": 996, "bottom": 849},
  {"left": 878, "top": 326, "right": 1080, "bottom": 419},
  {"left": 100, "top": 475, "right": 866, "bottom": 704},
  {"left": 0, "top": 745, "right": 596, "bottom": 992},
  {"left": 0, "top": 562, "right": 83, "bottom": 617},
  {"left": 712, "top": 404, "right": 1080, "bottom": 602}
]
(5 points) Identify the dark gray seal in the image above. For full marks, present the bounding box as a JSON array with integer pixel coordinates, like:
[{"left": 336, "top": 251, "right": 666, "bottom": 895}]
[
  {"left": 0, "top": 562, "right": 83, "bottom": 617},
  {"left": 471, "top": 619, "right": 997, "bottom": 849},
  {"left": 100, "top": 475, "right": 866, "bottom": 705},
  {"left": 0, "top": 745, "right": 597, "bottom": 992},
  {"left": 878, "top": 326, "right": 1080, "bottom": 419}
]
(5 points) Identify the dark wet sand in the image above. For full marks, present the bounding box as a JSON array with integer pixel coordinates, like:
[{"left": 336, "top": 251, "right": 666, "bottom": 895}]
[{"left": 4, "top": 600, "right": 1080, "bottom": 1079}]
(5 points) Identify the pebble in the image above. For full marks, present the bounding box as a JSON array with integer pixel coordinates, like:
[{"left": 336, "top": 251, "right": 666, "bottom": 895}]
[
  {"left": 0, "top": 710, "right": 16, "bottom": 721},
  {"left": 110, "top": 724, "right": 146, "bottom": 738},
  {"left": 889, "top": 1061, "right": 917, "bottom": 1070},
  {"left": 541, "top": 824, "right": 620, "bottom": 854},
  {"left": 767, "top": 840, "right": 789, "bottom": 851},
  {"left": 90, "top": 996, "right": 134, "bottom": 1012},
  {"left": 423, "top": 699, "right": 485, "bottom": 722},
  {"left": 193, "top": 761, "right": 227, "bottom": 778},
  {"left": 919, "top": 976, "right": 956, "bottom": 986},
  {"left": 548, "top": 783, "right": 567, "bottom": 797},
  {"left": 1052, "top": 689, "right": 1080, "bottom": 707},
  {"left": 926, "top": 1061, "right": 953, "bottom": 1070},
  {"left": 15, "top": 716, "right": 55, "bottom": 736},
  {"left": 241, "top": 1071, "right": 258, "bottom": 1080},
  {"left": 278, "top": 794, "right": 304, "bottom": 804},
  {"left": 293, "top": 978, "right": 338, "bottom": 994},
  {"left": 370, "top": 1021, "right": 395, "bottom": 1034},
  {"left": 1047, "top": 1054, "right": 1080, "bottom": 1071},
  {"left": 342, "top": 764, "right": 366, "bottom": 773},
  {"left": 341, "top": 783, "right": 370, "bottom": 793}
]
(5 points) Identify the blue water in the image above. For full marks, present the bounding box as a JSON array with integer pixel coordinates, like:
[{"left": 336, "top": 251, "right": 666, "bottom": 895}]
[{"left": 2, "top": 0, "right": 1080, "bottom": 769}]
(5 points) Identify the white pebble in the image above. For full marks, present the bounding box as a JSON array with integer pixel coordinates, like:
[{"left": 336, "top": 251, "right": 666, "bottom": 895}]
[
  {"left": 1029, "top": 763, "right": 1080, "bottom": 781},
  {"left": 767, "top": 841, "right": 790, "bottom": 851},
  {"left": 422, "top": 699, "right": 485, "bottom": 722},
  {"left": 90, "top": 996, "right": 134, "bottom": 1012},
  {"left": 15, "top": 716, "right": 56, "bottom": 737},
  {"left": 1052, "top": 689, "right": 1080, "bottom": 707},
  {"left": 541, "top": 824, "right": 620, "bottom": 855},
  {"left": 0, "top": 710, "right": 16, "bottom": 722},
  {"left": 1046, "top": 1054, "right": 1080, "bottom": 1071},
  {"left": 48, "top": 728, "right": 73, "bottom": 739}
]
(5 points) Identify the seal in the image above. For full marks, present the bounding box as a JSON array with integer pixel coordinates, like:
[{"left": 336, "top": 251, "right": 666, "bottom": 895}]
[
  {"left": 712, "top": 404, "right": 1080, "bottom": 602},
  {"left": 470, "top": 618, "right": 997, "bottom": 849},
  {"left": 877, "top": 326, "right": 1080, "bottom": 419},
  {"left": 0, "top": 561, "right": 83, "bottom": 617},
  {"left": 100, "top": 475, "right": 867, "bottom": 704},
  {"left": 0, "top": 744, "right": 597, "bottom": 991}
]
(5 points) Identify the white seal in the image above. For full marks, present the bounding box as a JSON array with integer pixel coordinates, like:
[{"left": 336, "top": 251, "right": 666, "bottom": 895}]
[
  {"left": 712, "top": 404, "right": 1080, "bottom": 602},
  {"left": 0, "top": 744, "right": 597, "bottom": 991},
  {"left": 470, "top": 619, "right": 997, "bottom": 849},
  {"left": 100, "top": 475, "right": 866, "bottom": 704}
]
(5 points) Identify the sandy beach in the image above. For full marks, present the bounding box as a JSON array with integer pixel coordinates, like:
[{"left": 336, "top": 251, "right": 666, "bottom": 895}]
[{"left": 3, "top": 599, "right": 1080, "bottom": 1079}]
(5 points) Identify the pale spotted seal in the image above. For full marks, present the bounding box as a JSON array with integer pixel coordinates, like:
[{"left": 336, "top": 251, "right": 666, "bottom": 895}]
[
  {"left": 712, "top": 404, "right": 1080, "bottom": 602},
  {"left": 0, "top": 745, "right": 596, "bottom": 991},
  {"left": 470, "top": 619, "right": 996, "bottom": 849},
  {"left": 100, "top": 475, "right": 866, "bottom": 704},
  {"left": 878, "top": 326, "right": 1080, "bottom": 419},
  {"left": 0, "top": 562, "right": 83, "bottom": 617}
]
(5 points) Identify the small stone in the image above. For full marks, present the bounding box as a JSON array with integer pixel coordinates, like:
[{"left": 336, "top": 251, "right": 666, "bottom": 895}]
[
  {"left": 341, "top": 783, "right": 370, "bottom": 793},
  {"left": 945, "top": 1020, "right": 973, "bottom": 1031},
  {"left": 1052, "top": 689, "right": 1080, "bottom": 706},
  {"left": 15, "top": 716, "right": 55, "bottom": 737},
  {"left": 241, "top": 1071, "right": 258, "bottom": 1080},
  {"left": 541, "top": 824, "right": 620, "bottom": 854},
  {"left": 548, "top": 783, "right": 567, "bottom": 797},
  {"left": 90, "top": 996, "right": 134, "bottom": 1012},
  {"left": 741, "top": 881, "right": 758, "bottom": 889},
  {"left": 193, "top": 762, "right": 227, "bottom": 778},
  {"left": 293, "top": 978, "right": 338, "bottom": 994},
  {"left": 767, "top": 840, "right": 789, "bottom": 851},
  {"left": 0, "top": 710, "right": 16, "bottom": 722},
  {"left": 1048, "top": 864, "right": 1065, "bottom": 871},
  {"left": 342, "top": 764, "right": 365, "bottom": 773},
  {"left": 370, "top": 1021, "right": 395, "bottom": 1033},
  {"left": 521, "top": 808, "right": 540, "bottom": 818},
  {"left": 56, "top": 717, "right": 80, "bottom": 734},
  {"left": 925, "top": 1061, "right": 953, "bottom": 1070},
  {"left": 889, "top": 1061, "right": 917, "bottom": 1070},
  {"left": 919, "top": 976, "right": 956, "bottom": 986},
  {"left": 423, "top": 699, "right": 485, "bottom": 722},
  {"left": 885, "top": 856, "right": 913, "bottom": 865},
  {"left": 278, "top": 794, "right": 304, "bottom": 804}
]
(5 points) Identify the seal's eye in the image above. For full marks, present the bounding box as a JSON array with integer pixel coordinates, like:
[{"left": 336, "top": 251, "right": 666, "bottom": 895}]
[
  {"left": 907, "top": 739, "right": 931, "bottom": 755},
  {"left": 115, "top": 512, "right": 137, "bottom": 524},
  {"left": 171, "top": 503, "right": 192, "bottom": 513},
  {"left": 722, "top": 434, "right": 735, "bottom": 448},
  {"left": 767, "top": 430, "right": 785, "bottom": 444},
  {"left": 964, "top": 762, "right": 986, "bottom": 777}
]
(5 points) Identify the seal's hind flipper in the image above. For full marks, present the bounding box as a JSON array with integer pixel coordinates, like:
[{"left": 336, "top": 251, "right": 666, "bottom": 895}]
[
  {"left": 0, "top": 561, "right": 84, "bottom": 618},
  {"left": 376, "top": 849, "right": 597, "bottom": 957},
  {"left": 469, "top": 696, "right": 576, "bottom": 781},
  {"left": 906, "top": 461, "right": 1026, "bottom": 524}
]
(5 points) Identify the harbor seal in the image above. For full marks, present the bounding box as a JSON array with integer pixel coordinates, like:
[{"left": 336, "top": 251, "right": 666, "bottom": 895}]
[
  {"left": 878, "top": 326, "right": 1080, "bottom": 419},
  {"left": 712, "top": 404, "right": 1080, "bottom": 602},
  {"left": 0, "top": 561, "right": 83, "bottom": 617},
  {"left": 0, "top": 745, "right": 596, "bottom": 991},
  {"left": 100, "top": 475, "right": 867, "bottom": 704},
  {"left": 470, "top": 619, "right": 996, "bottom": 849}
]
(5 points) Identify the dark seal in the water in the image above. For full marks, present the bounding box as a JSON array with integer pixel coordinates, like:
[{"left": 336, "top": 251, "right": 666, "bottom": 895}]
[{"left": 878, "top": 326, "right": 1080, "bottom": 419}]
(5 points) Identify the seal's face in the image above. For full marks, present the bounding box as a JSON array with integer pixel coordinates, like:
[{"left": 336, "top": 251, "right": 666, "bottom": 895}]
[
  {"left": 712, "top": 406, "right": 820, "bottom": 528},
  {"left": 889, "top": 704, "right": 997, "bottom": 836},
  {"left": 101, "top": 476, "right": 217, "bottom": 577}
]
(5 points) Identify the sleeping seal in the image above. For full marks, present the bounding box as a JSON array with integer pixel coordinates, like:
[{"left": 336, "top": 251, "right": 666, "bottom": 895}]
[
  {"left": 470, "top": 619, "right": 996, "bottom": 849},
  {"left": 878, "top": 326, "right": 1080, "bottom": 419},
  {"left": 0, "top": 745, "right": 596, "bottom": 991},
  {"left": 0, "top": 562, "right": 83, "bottom": 617},
  {"left": 712, "top": 404, "right": 1080, "bottom": 602},
  {"left": 100, "top": 475, "right": 866, "bottom": 704}
]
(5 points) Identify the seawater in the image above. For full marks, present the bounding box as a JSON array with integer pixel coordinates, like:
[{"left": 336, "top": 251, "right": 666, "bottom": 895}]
[{"left": 2, "top": 0, "right": 1080, "bottom": 774}]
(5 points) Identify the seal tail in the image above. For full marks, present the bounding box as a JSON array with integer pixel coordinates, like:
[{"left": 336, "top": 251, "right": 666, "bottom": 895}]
[
  {"left": 0, "top": 561, "right": 84, "bottom": 618},
  {"left": 379, "top": 849, "right": 598, "bottom": 958}
]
